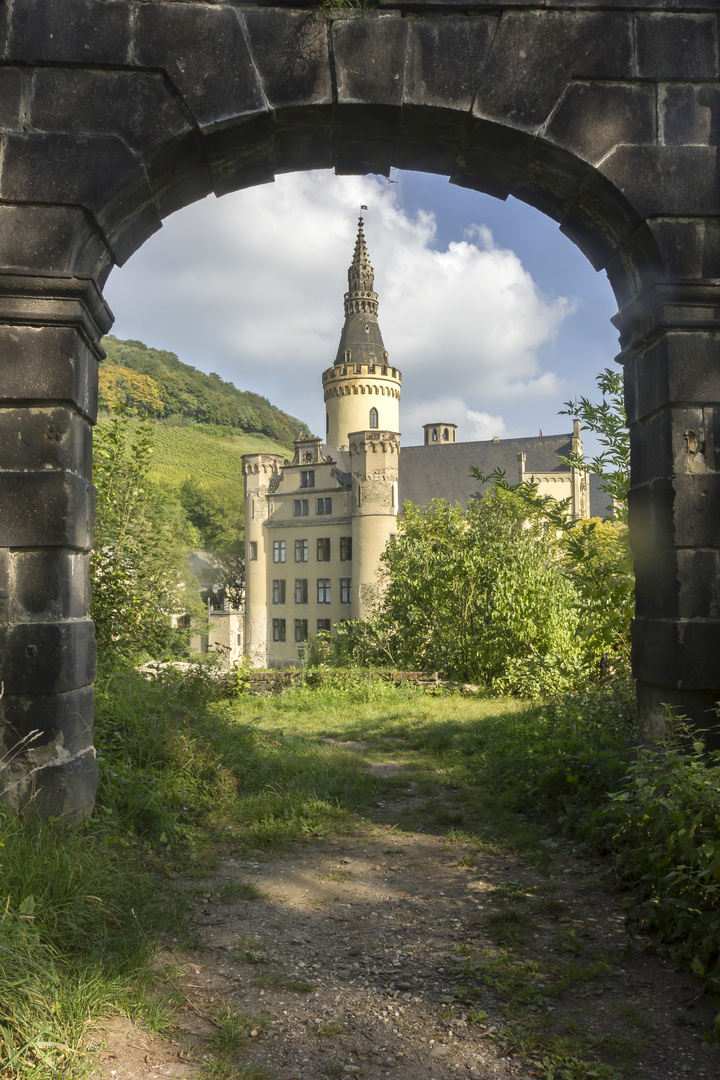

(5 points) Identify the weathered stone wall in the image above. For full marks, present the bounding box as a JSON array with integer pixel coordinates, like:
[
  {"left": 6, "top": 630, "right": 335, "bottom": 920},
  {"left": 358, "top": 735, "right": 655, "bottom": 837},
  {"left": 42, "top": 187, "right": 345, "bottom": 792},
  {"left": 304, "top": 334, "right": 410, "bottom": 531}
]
[{"left": 1, "top": 0, "right": 719, "bottom": 815}]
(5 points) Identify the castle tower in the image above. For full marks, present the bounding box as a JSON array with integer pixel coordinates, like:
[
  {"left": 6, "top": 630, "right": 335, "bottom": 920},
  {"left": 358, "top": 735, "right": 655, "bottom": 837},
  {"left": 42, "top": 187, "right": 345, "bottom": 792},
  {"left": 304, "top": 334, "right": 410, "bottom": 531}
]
[
  {"left": 349, "top": 429, "right": 400, "bottom": 621},
  {"left": 243, "top": 453, "right": 283, "bottom": 666},
  {"left": 322, "top": 217, "right": 401, "bottom": 449}
]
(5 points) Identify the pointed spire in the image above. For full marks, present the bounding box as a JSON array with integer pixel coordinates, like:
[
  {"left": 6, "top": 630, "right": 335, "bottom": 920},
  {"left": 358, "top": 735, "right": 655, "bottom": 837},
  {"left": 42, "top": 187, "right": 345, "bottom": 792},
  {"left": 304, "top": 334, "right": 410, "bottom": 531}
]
[
  {"left": 344, "top": 216, "right": 378, "bottom": 319},
  {"left": 348, "top": 216, "right": 374, "bottom": 294},
  {"left": 333, "top": 215, "right": 387, "bottom": 366}
]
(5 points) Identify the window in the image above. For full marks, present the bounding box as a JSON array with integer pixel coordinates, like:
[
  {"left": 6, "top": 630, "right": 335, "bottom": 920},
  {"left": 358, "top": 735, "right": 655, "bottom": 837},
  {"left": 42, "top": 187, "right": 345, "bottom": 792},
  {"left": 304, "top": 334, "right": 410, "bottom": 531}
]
[
  {"left": 443, "top": 427, "right": 449, "bottom": 441},
  {"left": 340, "top": 536, "right": 352, "bottom": 561},
  {"left": 295, "top": 539, "right": 308, "bottom": 562},
  {"left": 294, "top": 619, "right": 308, "bottom": 643},
  {"left": 273, "top": 540, "right": 286, "bottom": 563},
  {"left": 340, "top": 578, "right": 352, "bottom": 605},
  {"left": 300, "top": 470, "right": 315, "bottom": 488},
  {"left": 369, "top": 407, "right": 378, "bottom": 429},
  {"left": 317, "top": 578, "right": 331, "bottom": 604},
  {"left": 295, "top": 578, "right": 308, "bottom": 604},
  {"left": 316, "top": 497, "right": 332, "bottom": 515},
  {"left": 354, "top": 363, "right": 362, "bottom": 373},
  {"left": 248, "top": 541, "right": 257, "bottom": 561},
  {"left": 317, "top": 619, "right": 331, "bottom": 635},
  {"left": 272, "top": 579, "right": 286, "bottom": 604},
  {"left": 293, "top": 499, "right": 309, "bottom": 516},
  {"left": 237, "top": 633, "right": 242, "bottom": 646},
  {"left": 272, "top": 618, "right": 286, "bottom": 642},
  {"left": 316, "top": 538, "right": 331, "bottom": 562}
]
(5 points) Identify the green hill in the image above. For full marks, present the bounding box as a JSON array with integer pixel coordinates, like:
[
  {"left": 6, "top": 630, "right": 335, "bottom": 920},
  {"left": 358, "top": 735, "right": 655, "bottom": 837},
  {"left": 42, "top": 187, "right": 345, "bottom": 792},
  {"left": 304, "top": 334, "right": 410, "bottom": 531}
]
[{"left": 99, "top": 335, "right": 310, "bottom": 445}]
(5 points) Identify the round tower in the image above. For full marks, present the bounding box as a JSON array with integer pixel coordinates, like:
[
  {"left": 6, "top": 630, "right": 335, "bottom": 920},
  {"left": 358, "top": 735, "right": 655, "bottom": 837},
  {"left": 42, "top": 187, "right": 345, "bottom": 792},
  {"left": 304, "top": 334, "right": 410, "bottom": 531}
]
[
  {"left": 323, "top": 217, "right": 401, "bottom": 449},
  {"left": 242, "top": 453, "right": 282, "bottom": 666},
  {"left": 349, "top": 430, "right": 400, "bottom": 621}
]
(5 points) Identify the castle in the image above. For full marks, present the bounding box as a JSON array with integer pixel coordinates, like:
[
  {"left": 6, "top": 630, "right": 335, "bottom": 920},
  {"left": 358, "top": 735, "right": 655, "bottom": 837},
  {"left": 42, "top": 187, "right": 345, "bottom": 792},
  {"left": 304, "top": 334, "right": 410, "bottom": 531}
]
[{"left": 243, "top": 219, "right": 599, "bottom": 668}]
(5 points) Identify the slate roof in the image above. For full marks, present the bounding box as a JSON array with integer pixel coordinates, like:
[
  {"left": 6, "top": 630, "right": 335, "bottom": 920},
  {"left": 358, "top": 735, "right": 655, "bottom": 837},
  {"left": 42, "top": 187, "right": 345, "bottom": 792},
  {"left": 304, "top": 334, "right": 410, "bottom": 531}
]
[{"left": 398, "top": 433, "right": 610, "bottom": 518}]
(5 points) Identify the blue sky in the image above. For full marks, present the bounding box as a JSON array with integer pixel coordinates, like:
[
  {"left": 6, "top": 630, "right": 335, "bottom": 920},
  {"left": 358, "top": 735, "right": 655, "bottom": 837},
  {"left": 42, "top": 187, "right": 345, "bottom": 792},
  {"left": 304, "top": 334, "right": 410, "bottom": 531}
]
[{"left": 105, "top": 169, "right": 621, "bottom": 450}]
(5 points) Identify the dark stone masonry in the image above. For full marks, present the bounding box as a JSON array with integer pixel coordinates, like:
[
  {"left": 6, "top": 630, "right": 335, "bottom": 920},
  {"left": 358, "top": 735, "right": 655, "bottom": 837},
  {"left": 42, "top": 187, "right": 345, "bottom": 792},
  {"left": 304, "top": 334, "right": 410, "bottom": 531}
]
[{"left": 1, "top": 0, "right": 719, "bottom": 817}]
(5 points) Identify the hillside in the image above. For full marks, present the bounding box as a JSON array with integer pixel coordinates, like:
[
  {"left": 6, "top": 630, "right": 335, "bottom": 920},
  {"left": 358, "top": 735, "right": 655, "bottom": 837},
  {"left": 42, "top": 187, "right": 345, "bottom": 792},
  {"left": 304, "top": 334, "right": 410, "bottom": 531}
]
[{"left": 99, "top": 335, "right": 310, "bottom": 446}]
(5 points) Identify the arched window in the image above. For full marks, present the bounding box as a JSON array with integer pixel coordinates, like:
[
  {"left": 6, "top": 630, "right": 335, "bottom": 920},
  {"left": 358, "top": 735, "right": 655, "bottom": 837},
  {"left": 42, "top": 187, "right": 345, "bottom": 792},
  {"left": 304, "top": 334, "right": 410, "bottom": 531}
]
[
  {"left": 443, "top": 427, "right": 449, "bottom": 441},
  {"left": 432, "top": 428, "right": 438, "bottom": 442},
  {"left": 369, "top": 407, "right": 378, "bottom": 429}
]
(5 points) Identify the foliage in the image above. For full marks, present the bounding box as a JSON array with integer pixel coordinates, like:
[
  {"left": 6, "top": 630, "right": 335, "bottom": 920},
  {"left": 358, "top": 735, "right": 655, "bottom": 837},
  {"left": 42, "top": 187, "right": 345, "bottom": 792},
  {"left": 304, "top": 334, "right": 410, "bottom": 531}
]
[
  {"left": 178, "top": 477, "right": 245, "bottom": 553},
  {"left": 101, "top": 336, "right": 309, "bottom": 445},
  {"left": 341, "top": 489, "right": 583, "bottom": 695},
  {"left": 92, "top": 410, "right": 203, "bottom": 663},
  {"left": 98, "top": 363, "right": 165, "bottom": 416},
  {"left": 562, "top": 517, "right": 633, "bottom": 667},
  {"left": 559, "top": 368, "right": 629, "bottom": 521},
  {"left": 598, "top": 733, "right": 720, "bottom": 1022}
]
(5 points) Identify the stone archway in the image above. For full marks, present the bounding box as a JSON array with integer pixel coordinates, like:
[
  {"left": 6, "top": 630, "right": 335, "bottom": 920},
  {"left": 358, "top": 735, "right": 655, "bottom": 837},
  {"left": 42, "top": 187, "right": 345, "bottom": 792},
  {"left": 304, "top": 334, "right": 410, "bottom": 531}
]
[{"left": 1, "top": 1, "right": 719, "bottom": 818}]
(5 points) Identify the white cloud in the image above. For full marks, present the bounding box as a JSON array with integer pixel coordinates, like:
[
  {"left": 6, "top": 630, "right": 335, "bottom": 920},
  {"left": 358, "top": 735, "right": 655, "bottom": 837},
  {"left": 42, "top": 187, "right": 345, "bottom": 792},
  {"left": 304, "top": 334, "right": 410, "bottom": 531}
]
[
  {"left": 105, "top": 171, "right": 575, "bottom": 436},
  {"left": 400, "top": 396, "right": 508, "bottom": 445}
]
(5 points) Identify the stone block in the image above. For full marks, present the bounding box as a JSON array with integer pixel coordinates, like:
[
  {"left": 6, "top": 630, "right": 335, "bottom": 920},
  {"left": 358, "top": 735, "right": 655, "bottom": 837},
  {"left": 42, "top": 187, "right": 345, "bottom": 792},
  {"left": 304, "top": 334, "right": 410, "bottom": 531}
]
[
  {"left": 203, "top": 114, "right": 275, "bottom": 197},
  {"left": 659, "top": 84, "right": 720, "bottom": 148},
  {"left": 6, "top": 748, "right": 99, "bottom": 823},
  {"left": 0, "top": 66, "right": 22, "bottom": 129},
  {"left": 635, "top": 549, "right": 720, "bottom": 622},
  {"left": 624, "top": 332, "right": 720, "bottom": 425},
  {"left": 0, "top": 407, "right": 91, "bottom": 475},
  {"left": 476, "top": 10, "right": 632, "bottom": 131},
  {"left": 404, "top": 16, "right": 498, "bottom": 112},
  {"left": 332, "top": 14, "right": 407, "bottom": 107},
  {"left": 0, "top": 685, "right": 94, "bottom": 759},
  {"left": 7, "top": 0, "right": 132, "bottom": 65},
  {"left": 635, "top": 681, "right": 720, "bottom": 749},
  {"left": 12, "top": 550, "right": 91, "bottom": 623},
  {"left": 134, "top": 4, "right": 265, "bottom": 129},
  {"left": 452, "top": 118, "right": 534, "bottom": 201},
  {"left": 636, "top": 14, "right": 718, "bottom": 80},
  {"left": 30, "top": 69, "right": 192, "bottom": 155},
  {"left": 632, "top": 617, "right": 720, "bottom": 691},
  {"left": 0, "top": 133, "right": 161, "bottom": 264},
  {"left": 546, "top": 82, "right": 656, "bottom": 166},
  {"left": 0, "top": 326, "right": 98, "bottom": 420},
  {"left": 0, "top": 620, "right": 96, "bottom": 695},
  {"left": 600, "top": 145, "right": 720, "bottom": 218},
  {"left": 243, "top": 9, "right": 332, "bottom": 110},
  {"left": 630, "top": 473, "right": 720, "bottom": 552},
  {"left": 273, "top": 105, "right": 334, "bottom": 175},
  {"left": 0, "top": 205, "right": 109, "bottom": 278},
  {"left": 645, "top": 218, "right": 720, "bottom": 281},
  {"left": 0, "top": 473, "right": 93, "bottom": 549}
]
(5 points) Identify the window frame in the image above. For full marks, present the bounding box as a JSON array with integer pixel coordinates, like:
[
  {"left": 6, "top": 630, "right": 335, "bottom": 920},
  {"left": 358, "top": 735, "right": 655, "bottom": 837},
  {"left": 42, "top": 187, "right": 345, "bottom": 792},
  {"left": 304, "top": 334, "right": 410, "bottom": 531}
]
[
  {"left": 294, "top": 618, "right": 308, "bottom": 643},
  {"left": 272, "top": 540, "right": 286, "bottom": 564},
  {"left": 293, "top": 498, "right": 309, "bottom": 517},
  {"left": 316, "top": 537, "right": 331, "bottom": 562},
  {"left": 317, "top": 578, "right": 331, "bottom": 604},
  {"left": 294, "top": 578, "right": 308, "bottom": 604},
  {"left": 340, "top": 536, "right": 352, "bottom": 561},
  {"left": 300, "top": 470, "right": 315, "bottom": 489},
  {"left": 272, "top": 579, "right": 286, "bottom": 605},
  {"left": 272, "top": 618, "right": 286, "bottom": 642},
  {"left": 340, "top": 577, "right": 352, "bottom": 605},
  {"left": 294, "top": 539, "right": 308, "bottom": 563}
]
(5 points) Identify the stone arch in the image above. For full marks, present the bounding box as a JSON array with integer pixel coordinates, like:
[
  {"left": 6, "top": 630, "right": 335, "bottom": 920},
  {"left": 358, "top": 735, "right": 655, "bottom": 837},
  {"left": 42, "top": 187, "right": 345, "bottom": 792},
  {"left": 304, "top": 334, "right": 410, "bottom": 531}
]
[{"left": 2, "top": 1, "right": 719, "bottom": 818}]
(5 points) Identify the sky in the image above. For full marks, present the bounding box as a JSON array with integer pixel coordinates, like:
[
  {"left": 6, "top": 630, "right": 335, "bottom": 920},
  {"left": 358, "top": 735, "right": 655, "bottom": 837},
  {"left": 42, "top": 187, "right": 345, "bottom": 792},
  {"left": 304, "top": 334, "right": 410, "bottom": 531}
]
[{"left": 104, "top": 169, "right": 621, "bottom": 449}]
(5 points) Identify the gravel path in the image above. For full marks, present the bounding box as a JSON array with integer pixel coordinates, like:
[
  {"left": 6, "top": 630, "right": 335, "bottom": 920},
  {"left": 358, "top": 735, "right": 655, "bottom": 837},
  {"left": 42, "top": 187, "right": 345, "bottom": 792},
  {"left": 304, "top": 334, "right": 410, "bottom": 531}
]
[{"left": 91, "top": 764, "right": 720, "bottom": 1080}]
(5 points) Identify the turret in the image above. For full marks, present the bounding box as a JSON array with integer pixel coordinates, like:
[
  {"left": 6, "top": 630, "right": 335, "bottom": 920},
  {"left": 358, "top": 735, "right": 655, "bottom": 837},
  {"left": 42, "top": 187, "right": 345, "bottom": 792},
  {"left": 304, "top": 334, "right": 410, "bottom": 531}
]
[
  {"left": 323, "top": 217, "right": 401, "bottom": 448},
  {"left": 348, "top": 430, "right": 400, "bottom": 620},
  {"left": 242, "top": 453, "right": 283, "bottom": 666}
]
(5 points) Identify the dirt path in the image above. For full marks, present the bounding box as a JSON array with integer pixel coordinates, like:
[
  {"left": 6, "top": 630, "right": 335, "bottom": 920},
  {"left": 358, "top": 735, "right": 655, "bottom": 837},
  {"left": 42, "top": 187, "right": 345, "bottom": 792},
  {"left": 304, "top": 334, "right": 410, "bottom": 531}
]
[{"left": 91, "top": 753, "right": 720, "bottom": 1080}]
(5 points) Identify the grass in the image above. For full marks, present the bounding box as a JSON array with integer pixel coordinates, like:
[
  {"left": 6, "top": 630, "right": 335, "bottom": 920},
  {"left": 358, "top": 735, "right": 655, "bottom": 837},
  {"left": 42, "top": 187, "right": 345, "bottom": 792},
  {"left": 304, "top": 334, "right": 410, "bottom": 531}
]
[{"left": 4, "top": 665, "right": 719, "bottom": 1078}]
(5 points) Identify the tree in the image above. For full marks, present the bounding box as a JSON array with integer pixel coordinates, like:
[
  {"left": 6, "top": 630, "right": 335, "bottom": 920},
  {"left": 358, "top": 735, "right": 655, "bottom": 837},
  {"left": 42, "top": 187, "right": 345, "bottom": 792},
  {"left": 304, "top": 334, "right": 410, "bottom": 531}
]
[
  {"left": 559, "top": 367, "right": 629, "bottom": 521},
  {"left": 92, "top": 411, "right": 203, "bottom": 663},
  {"left": 558, "top": 368, "right": 633, "bottom": 666},
  {"left": 364, "top": 488, "right": 583, "bottom": 695}
]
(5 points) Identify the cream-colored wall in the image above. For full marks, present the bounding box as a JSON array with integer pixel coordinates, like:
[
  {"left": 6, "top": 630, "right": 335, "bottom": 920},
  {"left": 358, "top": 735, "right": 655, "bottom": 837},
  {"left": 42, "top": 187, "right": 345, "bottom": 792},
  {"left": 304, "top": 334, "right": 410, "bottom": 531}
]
[
  {"left": 323, "top": 363, "right": 401, "bottom": 448},
  {"left": 259, "top": 459, "right": 355, "bottom": 666},
  {"left": 243, "top": 454, "right": 282, "bottom": 667}
]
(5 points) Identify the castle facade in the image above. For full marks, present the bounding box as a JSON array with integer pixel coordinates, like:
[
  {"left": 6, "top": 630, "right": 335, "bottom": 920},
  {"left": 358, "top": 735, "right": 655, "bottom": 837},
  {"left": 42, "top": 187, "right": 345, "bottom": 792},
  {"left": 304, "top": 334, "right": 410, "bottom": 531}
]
[{"left": 243, "top": 219, "right": 595, "bottom": 668}]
